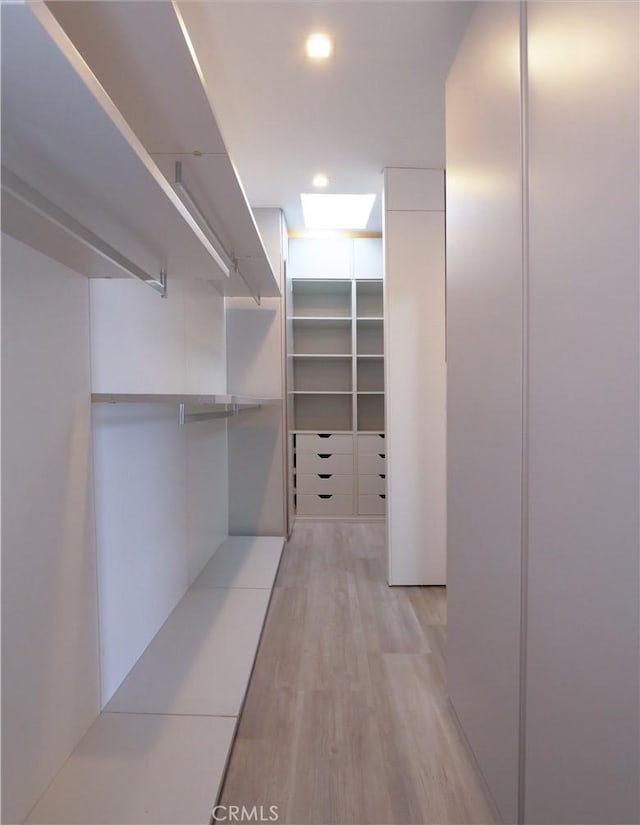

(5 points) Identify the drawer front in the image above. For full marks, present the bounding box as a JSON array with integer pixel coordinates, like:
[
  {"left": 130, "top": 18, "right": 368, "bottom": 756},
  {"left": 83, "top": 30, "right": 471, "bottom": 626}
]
[
  {"left": 358, "top": 493, "right": 387, "bottom": 516},
  {"left": 357, "top": 433, "right": 386, "bottom": 455},
  {"left": 297, "top": 453, "right": 354, "bottom": 475},
  {"left": 358, "top": 474, "right": 386, "bottom": 495},
  {"left": 297, "top": 493, "right": 354, "bottom": 516},
  {"left": 297, "top": 434, "right": 354, "bottom": 454},
  {"left": 358, "top": 453, "right": 386, "bottom": 475},
  {"left": 296, "top": 473, "right": 353, "bottom": 495}
]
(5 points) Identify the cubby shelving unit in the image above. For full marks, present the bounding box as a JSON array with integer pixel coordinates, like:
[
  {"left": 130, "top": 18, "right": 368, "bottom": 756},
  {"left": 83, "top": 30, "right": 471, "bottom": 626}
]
[{"left": 288, "top": 276, "right": 386, "bottom": 518}]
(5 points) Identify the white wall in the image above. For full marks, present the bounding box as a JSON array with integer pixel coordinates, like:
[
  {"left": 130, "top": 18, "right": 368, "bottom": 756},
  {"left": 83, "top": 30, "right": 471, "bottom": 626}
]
[
  {"left": 446, "top": 3, "right": 639, "bottom": 823},
  {"left": 383, "top": 168, "right": 447, "bottom": 585},
  {"left": 90, "top": 275, "right": 229, "bottom": 703},
  {"left": 1, "top": 235, "right": 100, "bottom": 825},
  {"left": 226, "top": 208, "right": 287, "bottom": 537}
]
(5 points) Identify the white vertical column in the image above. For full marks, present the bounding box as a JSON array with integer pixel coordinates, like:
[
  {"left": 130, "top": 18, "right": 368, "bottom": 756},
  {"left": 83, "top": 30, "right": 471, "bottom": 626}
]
[
  {"left": 445, "top": 5, "right": 524, "bottom": 821},
  {"left": 524, "top": 3, "right": 639, "bottom": 822},
  {"left": 383, "top": 168, "right": 446, "bottom": 584}
]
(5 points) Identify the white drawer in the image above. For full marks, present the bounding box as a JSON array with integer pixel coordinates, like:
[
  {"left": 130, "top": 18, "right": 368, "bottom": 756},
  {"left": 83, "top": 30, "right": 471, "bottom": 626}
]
[
  {"left": 357, "top": 433, "right": 386, "bottom": 455},
  {"left": 296, "top": 473, "right": 353, "bottom": 495},
  {"left": 296, "top": 453, "right": 354, "bottom": 475},
  {"left": 297, "top": 493, "right": 354, "bottom": 516},
  {"left": 358, "top": 493, "right": 387, "bottom": 516},
  {"left": 358, "top": 453, "right": 386, "bottom": 474},
  {"left": 297, "top": 433, "right": 354, "bottom": 454},
  {"left": 358, "top": 474, "right": 386, "bottom": 494}
]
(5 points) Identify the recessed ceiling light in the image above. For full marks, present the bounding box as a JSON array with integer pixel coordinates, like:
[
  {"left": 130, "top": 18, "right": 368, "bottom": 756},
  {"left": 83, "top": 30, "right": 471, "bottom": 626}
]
[
  {"left": 301, "top": 194, "right": 376, "bottom": 230},
  {"left": 312, "top": 173, "right": 329, "bottom": 188},
  {"left": 305, "top": 32, "right": 334, "bottom": 60}
]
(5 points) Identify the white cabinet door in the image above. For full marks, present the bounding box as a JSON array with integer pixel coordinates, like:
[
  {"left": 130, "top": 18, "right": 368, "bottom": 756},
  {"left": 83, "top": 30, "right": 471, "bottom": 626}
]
[
  {"left": 288, "top": 238, "right": 353, "bottom": 278},
  {"left": 353, "top": 238, "right": 383, "bottom": 279}
]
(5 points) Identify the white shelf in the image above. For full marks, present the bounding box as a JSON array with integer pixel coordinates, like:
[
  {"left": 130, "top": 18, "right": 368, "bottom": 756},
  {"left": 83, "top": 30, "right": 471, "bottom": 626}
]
[
  {"left": 106, "top": 588, "right": 270, "bottom": 717},
  {"left": 25, "top": 714, "right": 236, "bottom": 825},
  {"left": 292, "top": 429, "right": 353, "bottom": 434},
  {"left": 357, "top": 354, "right": 385, "bottom": 359},
  {"left": 1, "top": 4, "right": 232, "bottom": 291},
  {"left": 91, "top": 393, "right": 280, "bottom": 406},
  {"left": 291, "top": 316, "right": 352, "bottom": 322},
  {"left": 2, "top": 2, "right": 279, "bottom": 301},
  {"left": 289, "top": 353, "right": 352, "bottom": 359},
  {"left": 192, "top": 536, "right": 284, "bottom": 590},
  {"left": 48, "top": 1, "right": 279, "bottom": 301},
  {"left": 289, "top": 390, "right": 352, "bottom": 395},
  {"left": 357, "top": 391, "right": 385, "bottom": 395},
  {"left": 290, "top": 277, "right": 352, "bottom": 284}
]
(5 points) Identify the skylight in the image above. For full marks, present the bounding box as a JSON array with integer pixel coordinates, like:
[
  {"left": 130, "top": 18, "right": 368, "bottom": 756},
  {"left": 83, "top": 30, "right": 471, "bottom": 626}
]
[{"left": 301, "top": 194, "right": 376, "bottom": 230}]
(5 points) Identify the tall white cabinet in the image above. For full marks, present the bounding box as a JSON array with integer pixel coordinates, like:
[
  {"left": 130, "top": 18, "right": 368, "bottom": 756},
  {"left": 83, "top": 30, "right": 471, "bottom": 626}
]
[
  {"left": 446, "top": 3, "right": 639, "bottom": 824},
  {"left": 287, "top": 238, "right": 387, "bottom": 519},
  {"left": 383, "top": 168, "right": 447, "bottom": 585}
]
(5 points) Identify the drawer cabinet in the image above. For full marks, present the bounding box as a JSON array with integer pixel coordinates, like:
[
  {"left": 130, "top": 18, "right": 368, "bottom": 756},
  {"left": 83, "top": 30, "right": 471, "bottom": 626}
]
[
  {"left": 358, "top": 474, "right": 386, "bottom": 495},
  {"left": 296, "top": 453, "right": 354, "bottom": 475},
  {"left": 297, "top": 433, "right": 354, "bottom": 454},
  {"left": 358, "top": 453, "right": 386, "bottom": 475},
  {"left": 358, "top": 493, "right": 387, "bottom": 516},
  {"left": 297, "top": 493, "right": 354, "bottom": 516},
  {"left": 297, "top": 473, "right": 353, "bottom": 495},
  {"left": 357, "top": 433, "right": 386, "bottom": 455}
]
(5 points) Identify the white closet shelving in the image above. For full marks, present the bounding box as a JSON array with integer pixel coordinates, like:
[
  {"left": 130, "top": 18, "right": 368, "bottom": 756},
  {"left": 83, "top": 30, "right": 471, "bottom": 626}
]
[
  {"left": 2, "top": 5, "right": 286, "bottom": 824},
  {"left": 287, "top": 270, "right": 386, "bottom": 518},
  {"left": 1, "top": 1, "right": 280, "bottom": 302},
  {"left": 48, "top": 0, "right": 279, "bottom": 303},
  {"left": 26, "top": 536, "right": 285, "bottom": 825}
]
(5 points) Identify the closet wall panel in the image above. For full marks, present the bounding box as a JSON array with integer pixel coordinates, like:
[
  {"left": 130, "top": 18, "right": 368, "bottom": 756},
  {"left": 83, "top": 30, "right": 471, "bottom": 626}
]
[
  {"left": 90, "top": 276, "right": 229, "bottom": 704},
  {"left": 445, "top": 5, "right": 524, "bottom": 821},
  {"left": 524, "top": 3, "right": 640, "bottom": 822},
  {"left": 1, "top": 235, "right": 100, "bottom": 825}
]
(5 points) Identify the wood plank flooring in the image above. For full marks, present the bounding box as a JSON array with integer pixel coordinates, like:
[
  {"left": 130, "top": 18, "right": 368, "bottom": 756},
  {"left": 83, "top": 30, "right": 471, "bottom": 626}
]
[{"left": 220, "top": 521, "right": 494, "bottom": 824}]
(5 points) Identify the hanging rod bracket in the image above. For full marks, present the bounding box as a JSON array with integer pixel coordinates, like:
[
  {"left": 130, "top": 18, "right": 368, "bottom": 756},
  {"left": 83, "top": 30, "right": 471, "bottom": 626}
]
[{"left": 174, "top": 161, "right": 261, "bottom": 306}]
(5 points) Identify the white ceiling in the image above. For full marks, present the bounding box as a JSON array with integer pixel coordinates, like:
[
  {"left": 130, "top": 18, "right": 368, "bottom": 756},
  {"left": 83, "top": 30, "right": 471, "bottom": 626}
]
[{"left": 179, "top": 1, "right": 473, "bottom": 232}]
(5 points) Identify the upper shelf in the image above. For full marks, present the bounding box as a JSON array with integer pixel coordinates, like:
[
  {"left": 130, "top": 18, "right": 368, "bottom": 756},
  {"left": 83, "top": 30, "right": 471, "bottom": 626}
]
[
  {"left": 47, "top": 0, "right": 280, "bottom": 300},
  {"left": 0, "top": 2, "right": 279, "bottom": 301}
]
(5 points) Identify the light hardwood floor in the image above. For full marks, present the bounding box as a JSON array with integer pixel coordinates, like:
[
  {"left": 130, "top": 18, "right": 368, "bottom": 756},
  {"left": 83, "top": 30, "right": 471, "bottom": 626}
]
[{"left": 220, "top": 521, "right": 494, "bottom": 824}]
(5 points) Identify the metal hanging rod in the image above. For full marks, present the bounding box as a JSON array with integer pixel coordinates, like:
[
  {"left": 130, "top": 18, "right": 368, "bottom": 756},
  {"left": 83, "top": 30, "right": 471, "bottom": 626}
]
[
  {"left": 179, "top": 402, "right": 262, "bottom": 425},
  {"left": 1, "top": 167, "right": 167, "bottom": 297},
  {"left": 174, "top": 161, "right": 261, "bottom": 305}
]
